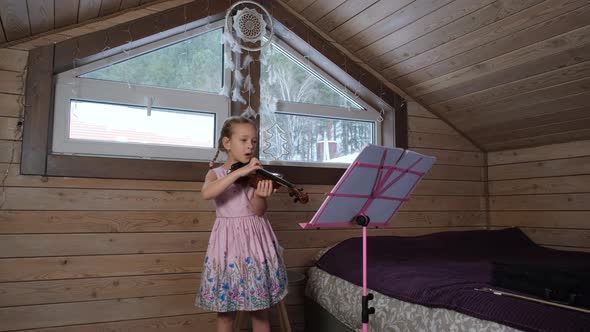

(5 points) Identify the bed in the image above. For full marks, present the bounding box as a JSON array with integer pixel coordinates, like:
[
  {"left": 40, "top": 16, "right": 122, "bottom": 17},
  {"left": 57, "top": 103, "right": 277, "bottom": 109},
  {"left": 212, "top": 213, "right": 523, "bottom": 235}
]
[{"left": 304, "top": 228, "right": 590, "bottom": 332}]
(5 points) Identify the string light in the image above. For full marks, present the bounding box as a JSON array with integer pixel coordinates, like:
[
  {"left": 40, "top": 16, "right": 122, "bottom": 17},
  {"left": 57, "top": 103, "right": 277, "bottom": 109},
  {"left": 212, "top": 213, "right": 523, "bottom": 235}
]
[{"left": 117, "top": 26, "right": 133, "bottom": 93}]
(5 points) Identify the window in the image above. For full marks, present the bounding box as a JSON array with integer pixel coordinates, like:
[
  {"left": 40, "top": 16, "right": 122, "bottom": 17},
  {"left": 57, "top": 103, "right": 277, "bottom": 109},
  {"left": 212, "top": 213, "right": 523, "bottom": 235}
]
[
  {"left": 22, "top": 8, "right": 404, "bottom": 183},
  {"left": 259, "top": 39, "right": 380, "bottom": 166},
  {"left": 52, "top": 21, "right": 229, "bottom": 161}
]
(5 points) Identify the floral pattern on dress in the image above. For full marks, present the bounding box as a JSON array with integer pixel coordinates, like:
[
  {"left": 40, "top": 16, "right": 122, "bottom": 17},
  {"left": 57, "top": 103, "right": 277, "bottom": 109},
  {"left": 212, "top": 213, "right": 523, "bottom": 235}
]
[{"left": 198, "top": 254, "right": 288, "bottom": 312}]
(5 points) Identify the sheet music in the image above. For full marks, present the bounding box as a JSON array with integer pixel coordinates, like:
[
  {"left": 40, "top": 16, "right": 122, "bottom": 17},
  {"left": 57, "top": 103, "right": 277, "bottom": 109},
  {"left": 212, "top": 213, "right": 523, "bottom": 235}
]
[{"left": 300, "top": 144, "right": 436, "bottom": 229}]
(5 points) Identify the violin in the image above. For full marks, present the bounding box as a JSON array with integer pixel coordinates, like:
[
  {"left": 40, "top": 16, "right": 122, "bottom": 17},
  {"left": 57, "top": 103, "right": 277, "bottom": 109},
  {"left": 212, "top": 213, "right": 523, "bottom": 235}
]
[{"left": 229, "top": 161, "right": 309, "bottom": 204}]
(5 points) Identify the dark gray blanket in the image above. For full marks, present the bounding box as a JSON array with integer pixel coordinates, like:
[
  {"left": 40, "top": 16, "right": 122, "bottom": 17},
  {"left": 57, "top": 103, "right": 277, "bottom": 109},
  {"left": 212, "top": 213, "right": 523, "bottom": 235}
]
[{"left": 316, "top": 228, "right": 590, "bottom": 332}]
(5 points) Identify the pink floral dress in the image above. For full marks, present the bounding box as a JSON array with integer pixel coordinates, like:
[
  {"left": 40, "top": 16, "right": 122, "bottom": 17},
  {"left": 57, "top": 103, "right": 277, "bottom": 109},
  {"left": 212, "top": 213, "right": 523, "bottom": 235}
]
[{"left": 196, "top": 166, "right": 288, "bottom": 312}]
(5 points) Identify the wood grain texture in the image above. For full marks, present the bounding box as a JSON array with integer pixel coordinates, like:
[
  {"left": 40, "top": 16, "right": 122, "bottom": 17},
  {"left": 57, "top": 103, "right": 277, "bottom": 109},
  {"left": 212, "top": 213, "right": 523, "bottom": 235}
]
[
  {"left": 0, "top": 116, "right": 20, "bottom": 139},
  {"left": 409, "top": 132, "right": 480, "bottom": 152},
  {"left": 77, "top": 0, "right": 102, "bottom": 21},
  {"left": 489, "top": 175, "right": 590, "bottom": 195},
  {"left": 0, "top": 140, "right": 20, "bottom": 163},
  {"left": 407, "top": 25, "right": 590, "bottom": 97},
  {"left": 119, "top": 0, "right": 141, "bottom": 10},
  {"left": 0, "top": 272, "right": 201, "bottom": 306},
  {"left": 450, "top": 77, "right": 590, "bottom": 129},
  {"left": 343, "top": 0, "right": 453, "bottom": 52},
  {"left": 488, "top": 156, "right": 590, "bottom": 181},
  {"left": 393, "top": 0, "right": 590, "bottom": 86},
  {"left": 0, "top": 18, "right": 6, "bottom": 43},
  {"left": 330, "top": 0, "right": 414, "bottom": 43},
  {"left": 53, "top": 0, "right": 79, "bottom": 28},
  {"left": 0, "top": 210, "right": 484, "bottom": 234},
  {"left": 6, "top": 313, "right": 218, "bottom": 332},
  {"left": 315, "top": 0, "right": 378, "bottom": 32},
  {"left": 472, "top": 106, "right": 590, "bottom": 142},
  {"left": 21, "top": 46, "right": 52, "bottom": 175},
  {"left": 301, "top": 0, "right": 346, "bottom": 23},
  {"left": 513, "top": 228, "right": 590, "bottom": 249},
  {"left": 490, "top": 211, "right": 590, "bottom": 229},
  {"left": 378, "top": 0, "right": 544, "bottom": 74},
  {"left": 419, "top": 34, "right": 590, "bottom": 107},
  {"left": 411, "top": 148, "right": 484, "bottom": 167},
  {"left": 100, "top": 0, "right": 122, "bottom": 16},
  {"left": 0, "top": 70, "right": 24, "bottom": 94},
  {"left": 287, "top": 0, "right": 317, "bottom": 13},
  {"left": 26, "top": 0, "right": 54, "bottom": 35},
  {"left": 430, "top": 47, "right": 590, "bottom": 113},
  {"left": 482, "top": 119, "right": 590, "bottom": 145},
  {"left": 355, "top": 0, "right": 494, "bottom": 58},
  {"left": 0, "top": 294, "right": 207, "bottom": 331},
  {"left": 0, "top": 48, "right": 28, "bottom": 71},
  {"left": 484, "top": 128, "right": 590, "bottom": 151},
  {"left": 0, "top": 0, "right": 31, "bottom": 40},
  {"left": 488, "top": 139, "right": 590, "bottom": 165},
  {"left": 454, "top": 91, "right": 590, "bottom": 133},
  {"left": 488, "top": 139, "right": 590, "bottom": 251},
  {"left": 0, "top": 93, "right": 22, "bottom": 116}
]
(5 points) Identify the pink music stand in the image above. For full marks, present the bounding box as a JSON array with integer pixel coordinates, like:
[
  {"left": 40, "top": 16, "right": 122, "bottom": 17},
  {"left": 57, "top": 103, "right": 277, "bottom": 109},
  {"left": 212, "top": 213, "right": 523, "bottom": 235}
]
[{"left": 299, "top": 144, "right": 436, "bottom": 331}]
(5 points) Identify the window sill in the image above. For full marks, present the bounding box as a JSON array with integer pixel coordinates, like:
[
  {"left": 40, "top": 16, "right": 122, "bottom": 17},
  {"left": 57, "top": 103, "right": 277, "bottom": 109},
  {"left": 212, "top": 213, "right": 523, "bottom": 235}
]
[{"left": 38, "top": 153, "right": 345, "bottom": 184}]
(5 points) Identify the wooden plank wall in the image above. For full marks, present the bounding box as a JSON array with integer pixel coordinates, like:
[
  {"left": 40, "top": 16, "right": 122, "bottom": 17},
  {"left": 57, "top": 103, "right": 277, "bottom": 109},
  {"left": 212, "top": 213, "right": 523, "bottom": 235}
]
[
  {"left": 488, "top": 139, "right": 590, "bottom": 252},
  {"left": 0, "top": 13, "right": 486, "bottom": 332}
]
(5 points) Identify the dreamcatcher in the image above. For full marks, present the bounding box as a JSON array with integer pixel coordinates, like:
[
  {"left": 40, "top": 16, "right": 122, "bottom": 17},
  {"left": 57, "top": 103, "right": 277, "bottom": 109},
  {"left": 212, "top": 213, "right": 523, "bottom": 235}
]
[{"left": 221, "top": 1, "right": 274, "bottom": 118}]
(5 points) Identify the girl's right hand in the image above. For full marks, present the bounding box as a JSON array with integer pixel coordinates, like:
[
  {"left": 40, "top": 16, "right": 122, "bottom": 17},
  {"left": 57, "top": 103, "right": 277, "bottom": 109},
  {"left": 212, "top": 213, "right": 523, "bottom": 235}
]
[{"left": 232, "top": 157, "right": 262, "bottom": 178}]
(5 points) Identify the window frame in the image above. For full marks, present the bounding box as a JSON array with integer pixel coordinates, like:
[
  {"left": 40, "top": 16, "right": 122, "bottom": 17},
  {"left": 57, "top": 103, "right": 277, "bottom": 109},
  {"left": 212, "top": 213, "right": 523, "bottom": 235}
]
[
  {"left": 52, "top": 21, "right": 229, "bottom": 162},
  {"left": 20, "top": 2, "right": 406, "bottom": 185},
  {"left": 259, "top": 37, "right": 382, "bottom": 167}
]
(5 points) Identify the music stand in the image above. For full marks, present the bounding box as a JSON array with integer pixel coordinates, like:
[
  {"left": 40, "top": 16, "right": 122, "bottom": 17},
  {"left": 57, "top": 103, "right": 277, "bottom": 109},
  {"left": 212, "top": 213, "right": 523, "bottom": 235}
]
[{"left": 299, "top": 144, "right": 435, "bottom": 332}]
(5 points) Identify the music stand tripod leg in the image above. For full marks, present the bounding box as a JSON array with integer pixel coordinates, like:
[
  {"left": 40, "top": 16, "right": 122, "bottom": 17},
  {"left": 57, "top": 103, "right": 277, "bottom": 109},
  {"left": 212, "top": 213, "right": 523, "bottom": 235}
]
[{"left": 355, "top": 215, "right": 375, "bottom": 332}]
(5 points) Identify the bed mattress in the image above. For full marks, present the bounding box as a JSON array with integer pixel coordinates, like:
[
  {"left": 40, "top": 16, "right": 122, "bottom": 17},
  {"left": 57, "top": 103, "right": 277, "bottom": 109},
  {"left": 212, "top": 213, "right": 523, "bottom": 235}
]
[
  {"left": 307, "top": 228, "right": 590, "bottom": 331},
  {"left": 306, "top": 266, "right": 521, "bottom": 332}
]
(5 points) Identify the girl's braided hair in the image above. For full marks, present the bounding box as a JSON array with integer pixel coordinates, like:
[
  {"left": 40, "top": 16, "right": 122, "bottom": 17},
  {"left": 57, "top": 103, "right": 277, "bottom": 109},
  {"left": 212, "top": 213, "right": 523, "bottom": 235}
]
[{"left": 209, "top": 116, "right": 257, "bottom": 169}]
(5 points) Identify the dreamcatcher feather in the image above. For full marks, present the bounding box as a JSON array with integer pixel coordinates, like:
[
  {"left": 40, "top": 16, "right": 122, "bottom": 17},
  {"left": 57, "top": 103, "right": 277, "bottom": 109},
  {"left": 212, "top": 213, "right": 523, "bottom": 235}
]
[
  {"left": 241, "top": 54, "right": 254, "bottom": 69},
  {"left": 221, "top": 1, "right": 274, "bottom": 116}
]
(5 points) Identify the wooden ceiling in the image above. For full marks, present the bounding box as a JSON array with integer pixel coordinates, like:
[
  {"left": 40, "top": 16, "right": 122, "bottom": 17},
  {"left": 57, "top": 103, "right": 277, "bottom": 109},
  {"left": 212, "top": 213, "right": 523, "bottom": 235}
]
[
  {"left": 1, "top": 0, "right": 590, "bottom": 151},
  {"left": 283, "top": 0, "right": 590, "bottom": 151},
  {"left": 0, "top": 0, "right": 159, "bottom": 42}
]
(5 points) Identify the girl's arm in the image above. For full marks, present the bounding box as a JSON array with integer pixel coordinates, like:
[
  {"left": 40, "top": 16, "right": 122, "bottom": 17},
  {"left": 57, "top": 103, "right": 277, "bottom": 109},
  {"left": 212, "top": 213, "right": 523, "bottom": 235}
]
[
  {"left": 250, "top": 179, "right": 274, "bottom": 216},
  {"left": 201, "top": 159, "right": 262, "bottom": 200}
]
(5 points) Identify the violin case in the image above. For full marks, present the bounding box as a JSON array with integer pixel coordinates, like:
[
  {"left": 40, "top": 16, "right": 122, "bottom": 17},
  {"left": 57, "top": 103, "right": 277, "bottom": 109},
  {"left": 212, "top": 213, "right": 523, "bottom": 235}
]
[{"left": 491, "top": 261, "right": 590, "bottom": 308}]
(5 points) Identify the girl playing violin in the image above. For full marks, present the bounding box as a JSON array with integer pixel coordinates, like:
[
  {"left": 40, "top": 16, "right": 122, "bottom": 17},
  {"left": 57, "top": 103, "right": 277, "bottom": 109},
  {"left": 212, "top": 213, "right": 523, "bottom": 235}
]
[{"left": 196, "top": 116, "right": 288, "bottom": 332}]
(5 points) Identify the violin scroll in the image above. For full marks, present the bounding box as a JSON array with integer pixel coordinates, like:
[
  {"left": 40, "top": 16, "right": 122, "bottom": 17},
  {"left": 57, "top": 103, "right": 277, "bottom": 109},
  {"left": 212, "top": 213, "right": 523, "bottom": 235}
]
[{"left": 289, "top": 187, "right": 309, "bottom": 204}]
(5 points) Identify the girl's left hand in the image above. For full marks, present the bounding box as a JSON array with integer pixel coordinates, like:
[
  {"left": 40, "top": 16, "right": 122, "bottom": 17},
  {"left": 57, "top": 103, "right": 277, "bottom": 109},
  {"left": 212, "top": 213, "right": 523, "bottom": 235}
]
[{"left": 255, "top": 179, "right": 275, "bottom": 198}]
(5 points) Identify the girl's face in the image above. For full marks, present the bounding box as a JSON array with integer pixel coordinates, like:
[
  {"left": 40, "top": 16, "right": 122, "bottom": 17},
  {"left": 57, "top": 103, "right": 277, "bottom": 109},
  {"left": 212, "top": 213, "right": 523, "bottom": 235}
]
[{"left": 222, "top": 123, "right": 257, "bottom": 164}]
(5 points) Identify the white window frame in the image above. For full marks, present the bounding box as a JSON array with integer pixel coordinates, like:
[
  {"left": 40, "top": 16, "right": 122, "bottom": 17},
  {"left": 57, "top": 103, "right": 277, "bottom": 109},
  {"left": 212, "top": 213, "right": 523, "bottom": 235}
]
[
  {"left": 52, "top": 20, "right": 230, "bottom": 162},
  {"left": 261, "top": 38, "right": 382, "bottom": 168}
]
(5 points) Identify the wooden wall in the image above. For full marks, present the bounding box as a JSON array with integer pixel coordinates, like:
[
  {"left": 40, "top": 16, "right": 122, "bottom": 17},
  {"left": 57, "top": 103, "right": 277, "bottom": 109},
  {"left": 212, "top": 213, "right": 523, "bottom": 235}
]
[
  {"left": 0, "top": 7, "right": 486, "bottom": 332},
  {"left": 405, "top": 100, "right": 486, "bottom": 232},
  {"left": 488, "top": 139, "right": 590, "bottom": 252}
]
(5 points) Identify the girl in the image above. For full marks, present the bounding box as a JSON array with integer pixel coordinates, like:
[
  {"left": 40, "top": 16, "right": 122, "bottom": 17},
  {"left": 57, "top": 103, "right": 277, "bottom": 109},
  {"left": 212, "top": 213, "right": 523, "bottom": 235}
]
[{"left": 196, "top": 116, "right": 288, "bottom": 332}]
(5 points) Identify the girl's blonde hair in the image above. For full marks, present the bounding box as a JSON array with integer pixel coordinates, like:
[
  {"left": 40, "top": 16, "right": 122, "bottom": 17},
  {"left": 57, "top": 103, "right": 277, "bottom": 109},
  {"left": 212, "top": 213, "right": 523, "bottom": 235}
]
[{"left": 209, "top": 116, "right": 257, "bottom": 169}]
